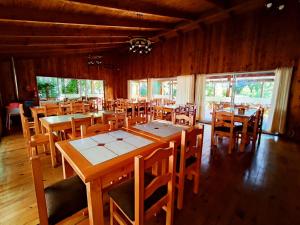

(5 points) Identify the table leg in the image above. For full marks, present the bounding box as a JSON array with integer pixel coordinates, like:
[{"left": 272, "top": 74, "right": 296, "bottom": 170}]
[
  {"left": 62, "top": 156, "right": 74, "bottom": 179},
  {"left": 240, "top": 119, "right": 248, "bottom": 152},
  {"left": 33, "top": 111, "right": 40, "bottom": 134},
  {"left": 86, "top": 179, "right": 104, "bottom": 225},
  {"left": 48, "top": 128, "right": 57, "bottom": 167}
]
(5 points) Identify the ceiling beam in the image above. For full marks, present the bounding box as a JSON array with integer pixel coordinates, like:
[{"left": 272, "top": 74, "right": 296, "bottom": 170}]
[
  {"left": 0, "top": 36, "right": 130, "bottom": 45},
  {"left": 151, "top": 0, "right": 265, "bottom": 42},
  {"left": 0, "top": 43, "right": 127, "bottom": 50},
  {"left": 0, "top": 46, "right": 118, "bottom": 54},
  {"left": 0, "top": 0, "right": 188, "bottom": 26},
  {"left": 70, "top": 0, "right": 197, "bottom": 20},
  {"left": 0, "top": 6, "right": 177, "bottom": 29},
  {"left": 0, "top": 47, "right": 117, "bottom": 58},
  {"left": 0, "top": 19, "right": 163, "bottom": 36}
]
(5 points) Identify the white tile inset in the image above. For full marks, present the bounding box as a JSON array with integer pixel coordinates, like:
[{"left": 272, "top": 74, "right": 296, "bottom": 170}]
[
  {"left": 78, "top": 146, "right": 117, "bottom": 165},
  {"left": 105, "top": 141, "right": 136, "bottom": 155},
  {"left": 70, "top": 137, "right": 97, "bottom": 151}
]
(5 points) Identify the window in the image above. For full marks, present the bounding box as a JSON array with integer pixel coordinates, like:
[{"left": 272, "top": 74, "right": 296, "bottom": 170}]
[
  {"left": 128, "top": 79, "right": 147, "bottom": 99},
  {"left": 36, "top": 76, "right": 104, "bottom": 100},
  {"left": 202, "top": 73, "right": 275, "bottom": 131},
  {"left": 152, "top": 78, "right": 177, "bottom": 100}
]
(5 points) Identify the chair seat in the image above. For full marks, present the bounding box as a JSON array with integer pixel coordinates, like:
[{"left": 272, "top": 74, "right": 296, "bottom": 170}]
[
  {"left": 176, "top": 153, "right": 197, "bottom": 172},
  {"left": 236, "top": 125, "right": 254, "bottom": 133},
  {"left": 30, "top": 134, "right": 49, "bottom": 145},
  {"left": 45, "top": 175, "right": 87, "bottom": 225},
  {"left": 108, "top": 173, "right": 167, "bottom": 221},
  {"left": 214, "top": 125, "right": 239, "bottom": 133}
]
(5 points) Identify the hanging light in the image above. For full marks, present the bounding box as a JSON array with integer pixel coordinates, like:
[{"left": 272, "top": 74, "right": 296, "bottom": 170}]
[
  {"left": 87, "top": 55, "right": 103, "bottom": 65},
  {"left": 278, "top": 1, "right": 285, "bottom": 10},
  {"left": 265, "top": 0, "right": 273, "bottom": 8},
  {"left": 129, "top": 37, "right": 152, "bottom": 54}
]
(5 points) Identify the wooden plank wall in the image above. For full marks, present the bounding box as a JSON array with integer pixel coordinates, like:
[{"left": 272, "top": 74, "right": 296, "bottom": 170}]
[
  {"left": 0, "top": 54, "right": 119, "bottom": 107},
  {"left": 116, "top": 8, "right": 300, "bottom": 139}
]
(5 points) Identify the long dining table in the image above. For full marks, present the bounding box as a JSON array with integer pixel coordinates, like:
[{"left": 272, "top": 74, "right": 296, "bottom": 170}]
[{"left": 55, "top": 129, "right": 167, "bottom": 225}]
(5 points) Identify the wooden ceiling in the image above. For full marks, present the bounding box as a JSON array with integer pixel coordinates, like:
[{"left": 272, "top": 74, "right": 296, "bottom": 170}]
[{"left": 0, "top": 0, "right": 266, "bottom": 57}]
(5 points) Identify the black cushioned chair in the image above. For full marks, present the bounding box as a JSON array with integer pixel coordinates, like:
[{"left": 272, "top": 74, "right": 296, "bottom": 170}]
[
  {"left": 31, "top": 155, "right": 88, "bottom": 225},
  {"left": 108, "top": 142, "right": 177, "bottom": 225}
]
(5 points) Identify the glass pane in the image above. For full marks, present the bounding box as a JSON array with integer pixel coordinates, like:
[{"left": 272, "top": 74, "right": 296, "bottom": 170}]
[
  {"left": 204, "top": 76, "right": 231, "bottom": 121},
  {"left": 36, "top": 76, "right": 59, "bottom": 99},
  {"left": 139, "top": 81, "right": 147, "bottom": 97},
  {"left": 172, "top": 81, "right": 177, "bottom": 100}
]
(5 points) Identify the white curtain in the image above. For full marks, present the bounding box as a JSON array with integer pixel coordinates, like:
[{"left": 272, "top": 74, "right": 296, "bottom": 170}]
[
  {"left": 147, "top": 78, "right": 153, "bottom": 100},
  {"left": 268, "top": 67, "right": 293, "bottom": 134},
  {"left": 176, "top": 75, "right": 195, "bottom": 105},
  {"left": 195, "top": 75, "right": 206, "bottom": 120}
]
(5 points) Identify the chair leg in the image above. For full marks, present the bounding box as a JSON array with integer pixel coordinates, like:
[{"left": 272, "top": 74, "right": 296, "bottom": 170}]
[
  {"left": 110, "top": 198, "right": 114, "bottom": 225},
  {"left": 193, "top": 172, "right": 200, "bottom": 194},
  {"left": 177, "top": 175, "right": 185, "bottom": 210}
]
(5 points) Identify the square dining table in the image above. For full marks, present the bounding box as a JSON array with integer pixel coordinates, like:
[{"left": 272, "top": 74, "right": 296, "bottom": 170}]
[
  {"left": 127, "top": 119, "right": 190, "bottom": 142},
  {"left": 55, "top": 129, "right": 166, "bottom": 225},
  {"left": 40, "top": 113, "right": 102, "bottom": 167}
]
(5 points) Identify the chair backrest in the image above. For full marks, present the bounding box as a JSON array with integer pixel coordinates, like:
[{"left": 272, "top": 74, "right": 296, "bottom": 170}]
[
  {"left": 179, "top": 127, "right": 203, "bottom": 172},
  {"left": 249, "top": 109, "right": 261, "bottom": 137},
  {"left": 134, "top": 142, "right": 176, "bottom": 224},
  {"left": 125, "top": 116, "right": 147, "bottom": 128},
  {"left": 137, "top": 100, "right": 147, "bottom": 116},
  {"left": 153, "top": 106, "right": 164, "bottom": 120},
  {"left": 211, "top": 107, "right": 235, "bottom": 134},
  {"left": 71, "top": 117, "right": 92, "bottom": 138},
  {"left": 81, "top": 123, "right": 111, "bottom": 138},
  {"left": 43, "top": 104, "right": 60, "bottom": 116},
  {"left": 70, "top": 102, "right": 85, "bottom": 114},
  {"left": 31, "top": 156, "right": 50, "bottom": 225},
  {"left": 174, "top": 114, "right": 194, "bottom": 126},
  {"left": 19, "top": 104, "right": 31, "bottom": 140},
  {"left": 258, "top": 107, "right": 264, "bottom": 131}
]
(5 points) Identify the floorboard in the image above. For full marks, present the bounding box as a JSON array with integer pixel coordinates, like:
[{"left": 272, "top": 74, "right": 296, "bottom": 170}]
[{"left": 0, "top": 126, "right": 300, "bottom": 225}]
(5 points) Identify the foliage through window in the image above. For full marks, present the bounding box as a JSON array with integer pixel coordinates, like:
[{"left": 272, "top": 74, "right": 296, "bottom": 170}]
[{"left": 36, "top": 76, "right": 104, "bottom": 100}]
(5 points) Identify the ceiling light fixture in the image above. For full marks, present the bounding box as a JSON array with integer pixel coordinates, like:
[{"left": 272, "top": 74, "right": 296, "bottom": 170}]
[
  {"left": 265, "top": 0, "right": 285, "bottom": 11},
  {"left": 87, "top": 55, "right": 102, "bottom": 65},
  {"left": 129, "top": 37, "right": 152, "bottom": 54}
]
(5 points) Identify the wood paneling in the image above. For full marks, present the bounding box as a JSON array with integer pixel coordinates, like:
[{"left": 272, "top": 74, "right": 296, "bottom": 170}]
[
  {"left": 117, "top": 7, "right": 300, "bottom": 139},
  {"left": 0, "top": 54, "right": 119, "bottom": 107}
]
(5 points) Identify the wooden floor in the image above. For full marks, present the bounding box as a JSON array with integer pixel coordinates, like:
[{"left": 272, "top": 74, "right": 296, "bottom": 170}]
[{"left": 1, "top": 126, "right": 300, "bottom": 225}]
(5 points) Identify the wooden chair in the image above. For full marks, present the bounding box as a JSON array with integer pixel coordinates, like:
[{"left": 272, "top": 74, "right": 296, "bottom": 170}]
[
  {"left": 108, "top": 142, "right": 176, "bottom": 225},
  {"left": 136, "top": 100, "right": 147, "bottom": 117},
  {"left": 69, "top": 117, "right": 92, "bottom": 139},
  {"left": 237, "top": 109, "right": 261, "bottom": 151},
  {"left": 211, "top": 108, "right": 237, "bottom": 154},
  {"left": 125, "top": 116, "right": 147, "bottom": 128},
  {"left": 81, "top": 123, "right": 111, "bottom": 138},
  {"left": 153, "top": 106, "right": 164, "bottom": 120},
  {"left": 30, "top": 155, "right": 88, "bottom": 225},
  {"left": 109, "top": 114, "right": 126, "bottom": 129},
  {"left": 174, "top": 114, "right": 194, "bottom": 126},
  {"left": 70, "top": 102, "right": 85, "bottom": 114},
  {"left": 28, "top": 133, "right": 50, "bottom": 157},
  {"left": 19, "top": 104, "right": 35, "bottom": 140},
  {"left": 43, "top": 104, "right": 61, "bottom": 116},
  {"left": 257, "top": 107, "right": 264, "bottom": 145},
  {"left": 176, "top": 126, "right": 203, "bottom": 209}
]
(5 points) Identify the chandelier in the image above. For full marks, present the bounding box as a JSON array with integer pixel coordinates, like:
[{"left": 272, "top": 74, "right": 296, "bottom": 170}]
[
  {"left": 129, "top": 37, "right": 152, "bottom": 54},
  {"left": 87, "top": 55, "right": 103, "bottom": 65}
]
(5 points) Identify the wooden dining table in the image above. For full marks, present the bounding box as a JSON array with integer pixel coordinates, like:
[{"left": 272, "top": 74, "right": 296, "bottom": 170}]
[
  {"left": 55, "top": 129, "right": 166, "bottom": 225},
  {"left": 127, "top": 119, "right": 190, "bottom": 142},
  {"left": 39, "top": 113, "right": 102, "bottom": 167}
]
